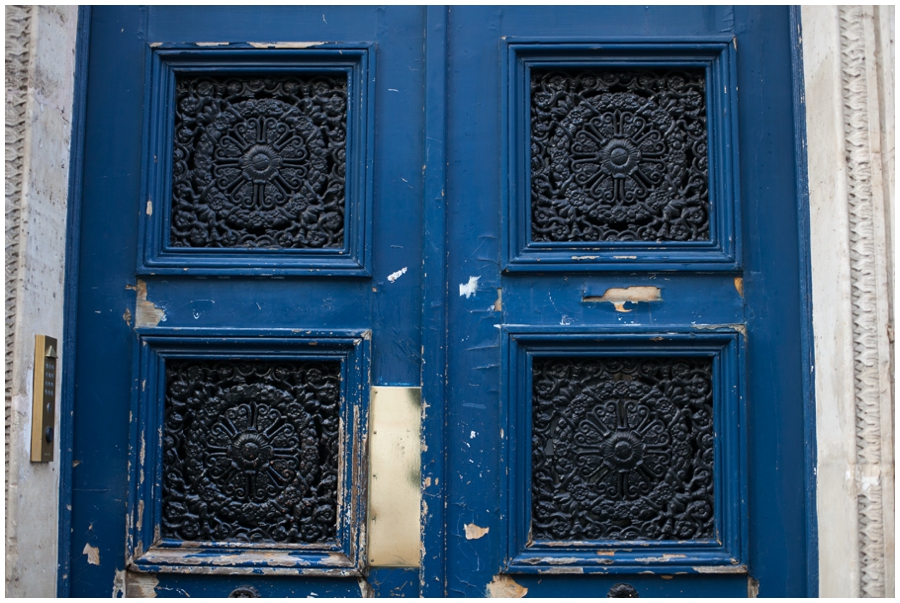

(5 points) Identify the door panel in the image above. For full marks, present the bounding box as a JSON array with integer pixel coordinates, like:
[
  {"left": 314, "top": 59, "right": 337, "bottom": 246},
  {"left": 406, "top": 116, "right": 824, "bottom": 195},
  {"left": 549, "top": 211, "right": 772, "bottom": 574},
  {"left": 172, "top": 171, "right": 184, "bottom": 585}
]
[
  {"left": 65, "top": 5, "right": 812, "bottom": 598},
  {"left": 68, "top": 6, "right": 424, "bottom": 597},
  {"left": 441, "top": 5, "right": 808, "bottom": 598}
]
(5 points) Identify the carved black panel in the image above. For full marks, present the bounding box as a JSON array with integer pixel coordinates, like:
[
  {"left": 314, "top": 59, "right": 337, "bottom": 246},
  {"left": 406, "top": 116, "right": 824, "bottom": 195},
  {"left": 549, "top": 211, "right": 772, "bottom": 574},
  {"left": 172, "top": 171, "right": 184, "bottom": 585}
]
[
  {"left": 531, "top": 357, "right": 714, "bottom": 541},
  {"left": 171, "top": 74, "right": 347, "bottom": 249},
  {"left": 162, "top": 359, "right": 341, "bottom": 544},
  {"left": 530, "top": 69, "right": 709, "bottom": 242}
]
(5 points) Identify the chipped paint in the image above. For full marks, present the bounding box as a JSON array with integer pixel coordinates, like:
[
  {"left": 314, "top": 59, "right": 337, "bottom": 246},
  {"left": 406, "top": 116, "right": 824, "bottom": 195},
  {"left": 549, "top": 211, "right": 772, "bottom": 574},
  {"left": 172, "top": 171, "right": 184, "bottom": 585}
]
[
  {"left": 748, "top": 576, "right": 759, "bottom": 597},
  {"left": 387, "top": 267, "right": 407, "bottom": 283},
  {"left": 486, "top": 574, "right": 527, "bottom": 598},
  {"left": 194, "top": 41, "right": 229, "bottom": 47},
  {"left": 357, "top": 576, "right": 374, "bottom": 597},
  {"left": 464, "top": 523, "right": 489, "bottom": 540},
  {"left": 733, "top": 276, "right": 744, "bottom": 297},
  {"left": 613, "top": 255, "right": 638, "bottom": 259},
  {"left": 459, "top": 276, "right": 480, "bottom": 298},
  {"left": 693, "top": 323, "right": 748, "bottom": 337},
  {"left": 127, "top": 280, "right": 166, "bottom": 328},
  {"left": 493, "top": 288, "right": 502, "bottom": 311},
  {"left": 693, "top": 564, "right": 748, "bottom": 574},
  {"left": 145, "top": 200, "right": 152, "bottom": 216},
  {"left": 122, "top": 308, "right": 132, "bottom": 326},
  {"left": 248, "top": 41, "right": 325, "bottom": 49},
  {"left": 83, "top": 543, "right": 100, "bottom": 565},
  {"left": 137, "top": 500, "right": 144, "bottom": 531},
  {"left": 633, "top": 553, "right": 687, "bottom": 562},
  {"left": 585, "top": 285, "right": 662, "bottom": 312},
  {"left": 570, "top": 255, "right": 598, "bottom": 260},
  {"left": 112, "top": 569, "right": 126, "bottom": 598},
  {"left": 537, "top": 567, "right": 584, "bottom": 574},
  {"left": 125, "top": 571, "right": 158, "bottom": 598}
]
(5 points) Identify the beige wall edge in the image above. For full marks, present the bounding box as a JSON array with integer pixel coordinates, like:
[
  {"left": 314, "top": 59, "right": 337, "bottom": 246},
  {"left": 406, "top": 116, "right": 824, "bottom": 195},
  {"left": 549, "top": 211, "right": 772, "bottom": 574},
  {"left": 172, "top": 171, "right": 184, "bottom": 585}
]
[{"left": 802, "top": 5, "right": 895, "bottom": 598}]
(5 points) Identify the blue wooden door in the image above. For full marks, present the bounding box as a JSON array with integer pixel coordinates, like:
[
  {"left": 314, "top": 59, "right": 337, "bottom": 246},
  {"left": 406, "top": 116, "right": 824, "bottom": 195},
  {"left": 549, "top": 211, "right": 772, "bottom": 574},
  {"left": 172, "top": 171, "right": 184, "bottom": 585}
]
[
  {"left": 63, "top": 6, "right": 813, "bottom": 598},
  {"left": 431, "top": 6, "right": 812, "bottom": 598},
  {"left": 66, "top": 6, "right": 426, "bottom": 597}
]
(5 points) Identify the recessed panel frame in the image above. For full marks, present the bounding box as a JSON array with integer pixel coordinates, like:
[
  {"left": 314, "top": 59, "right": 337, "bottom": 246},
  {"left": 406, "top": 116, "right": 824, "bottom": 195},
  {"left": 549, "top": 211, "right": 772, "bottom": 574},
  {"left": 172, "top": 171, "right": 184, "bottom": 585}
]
[
  {"left": 502, "top": 40, "right": 740, "bottom": 272},
  {"left": 137, "top": 45, "right": 375, "bottom": 276},
  {"left": 500, "top": 326, "right": 747, "bottom": 574},
  {"left": 127, "top": 328, "right": 371, "bottom": 576}
]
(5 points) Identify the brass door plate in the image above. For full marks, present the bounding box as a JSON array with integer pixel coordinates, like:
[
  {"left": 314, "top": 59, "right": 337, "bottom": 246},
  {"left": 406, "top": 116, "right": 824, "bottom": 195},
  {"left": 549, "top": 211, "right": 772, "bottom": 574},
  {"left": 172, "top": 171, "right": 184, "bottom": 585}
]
[
  {"left": 31, "top": 335, "right": 57, "bottom": 462},
  {"left": 367, "top": 386, "right": 421, "bottom": 567}
]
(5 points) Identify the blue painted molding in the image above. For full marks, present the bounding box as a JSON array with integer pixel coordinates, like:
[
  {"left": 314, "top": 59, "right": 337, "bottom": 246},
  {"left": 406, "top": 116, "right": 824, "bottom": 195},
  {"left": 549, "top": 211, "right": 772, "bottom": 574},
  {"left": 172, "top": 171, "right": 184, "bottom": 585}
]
[
  {"left": 419, "top": 6, "right": 449, "bottom": 597},
  {"left": 137, "top": 45, "right": 375, "bottom": 277},
  {"left": 502, "top": 40, "right": 741, "bottom": 273},
  {"left": 500, "top": 326, "right": 747, "bottom": 574},
  {"left": 57, "top": 6, "right": 93, "bottom": 596},
  {"left": 789, "top": 6, "right": 819, "bottom": 597},
  {"left": 127, "top": 328, "right": 370, "bottom": 576}
]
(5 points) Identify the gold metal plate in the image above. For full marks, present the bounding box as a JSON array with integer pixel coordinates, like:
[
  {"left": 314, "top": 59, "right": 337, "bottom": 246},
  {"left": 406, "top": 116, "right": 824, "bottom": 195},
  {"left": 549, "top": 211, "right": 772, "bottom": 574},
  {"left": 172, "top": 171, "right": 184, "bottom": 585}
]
[
  {"left": 367, "top": 386, "right": 421, "bottom": 567},
  {"left": 31, "top": 335, "right": 57, "bottom": 462}
]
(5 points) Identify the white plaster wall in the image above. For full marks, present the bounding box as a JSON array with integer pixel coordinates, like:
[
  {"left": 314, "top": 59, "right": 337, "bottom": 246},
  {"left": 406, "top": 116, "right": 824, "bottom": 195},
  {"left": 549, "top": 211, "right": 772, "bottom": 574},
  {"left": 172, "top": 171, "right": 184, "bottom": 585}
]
[
  {"left": 802, "top": 5, "right": 895, "bottom": 598},
  {"left": 5, "top": 5, "right": 78, "bottom": 598}
]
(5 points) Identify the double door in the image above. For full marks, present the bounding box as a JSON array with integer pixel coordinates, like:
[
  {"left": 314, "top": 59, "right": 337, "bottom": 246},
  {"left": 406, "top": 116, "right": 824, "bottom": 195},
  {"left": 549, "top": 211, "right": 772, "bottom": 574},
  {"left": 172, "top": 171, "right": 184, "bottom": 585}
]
[{"left": 65, "top": 6, "right": 812, "bottom": 597}]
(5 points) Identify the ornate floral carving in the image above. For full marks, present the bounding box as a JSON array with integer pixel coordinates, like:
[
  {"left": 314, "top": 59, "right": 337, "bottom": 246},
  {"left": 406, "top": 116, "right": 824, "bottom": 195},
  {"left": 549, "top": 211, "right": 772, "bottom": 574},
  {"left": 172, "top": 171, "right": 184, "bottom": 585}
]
[
  {"left": 162, "top": 359, "right": 341, "bottom": 544},
  {"left": 531, "top": 357, "right": 714, "bottom": 541},
  {"left": 530, "top": 69, "right": 709, "bottom": 242},
  {"left": 171, "top": 75, "right": 347, "bottom": 249}
]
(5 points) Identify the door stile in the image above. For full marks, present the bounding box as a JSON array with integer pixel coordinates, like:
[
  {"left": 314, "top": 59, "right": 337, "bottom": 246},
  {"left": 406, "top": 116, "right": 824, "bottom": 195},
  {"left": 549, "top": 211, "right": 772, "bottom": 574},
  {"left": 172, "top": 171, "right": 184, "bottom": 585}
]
[{"left": 419, "top": 5, "right": 450, "bottom": 597}]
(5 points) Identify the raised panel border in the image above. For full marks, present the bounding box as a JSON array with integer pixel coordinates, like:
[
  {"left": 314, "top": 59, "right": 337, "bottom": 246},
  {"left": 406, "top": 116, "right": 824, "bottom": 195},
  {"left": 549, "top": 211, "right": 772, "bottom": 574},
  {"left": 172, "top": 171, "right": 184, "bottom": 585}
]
[
  {"left": 500, "top": 325, "right": 747, "bottom": 574},
  {"left": 127, "top": 328, "right": 371, "bottom": 576},
  {"left": 137, "top": 44, "right": 375, "bottom": 276},
  {"left": 502, "top": 39, "right": 740, "bottom": 272}
]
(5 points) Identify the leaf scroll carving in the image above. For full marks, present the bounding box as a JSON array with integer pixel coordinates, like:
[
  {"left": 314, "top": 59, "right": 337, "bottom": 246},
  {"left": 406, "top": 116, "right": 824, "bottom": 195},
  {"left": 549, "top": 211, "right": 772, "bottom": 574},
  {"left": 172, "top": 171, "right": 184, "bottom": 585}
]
[
  {"left": 530, "top": 69, "right": 709, "bottom": 243},
  {"left": 531, "top": 357, "right": 714, "bottom": 541},
  {"left": 162, "top": 359, "right": 341, "bottom": 544},
  {"left": 171, "top": 75, "right": 347, "bottom": 249}
]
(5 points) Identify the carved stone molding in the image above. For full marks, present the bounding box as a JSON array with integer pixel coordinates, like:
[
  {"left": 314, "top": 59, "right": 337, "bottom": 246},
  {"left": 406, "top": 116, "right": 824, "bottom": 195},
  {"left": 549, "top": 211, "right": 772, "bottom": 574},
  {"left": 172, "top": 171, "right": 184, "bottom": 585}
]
[
  {"left": 838, "top": 5, "right": 894, "bottom": 598},
  {"left": 5, "top": 2, "right": 31, "bottom": 515}
]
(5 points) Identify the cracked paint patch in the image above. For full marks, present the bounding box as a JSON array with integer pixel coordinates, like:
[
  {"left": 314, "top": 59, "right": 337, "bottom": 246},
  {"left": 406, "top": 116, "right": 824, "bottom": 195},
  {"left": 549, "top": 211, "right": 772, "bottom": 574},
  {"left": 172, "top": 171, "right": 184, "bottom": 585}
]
[
  {"left": 387, "top": 267, "right": 408, "bottom": 283},
  {"left": 584, "top": 285, "right": 662, "bottom": 312},
  {"left": 486, "top": 574, "right": 527, "bottom": 598},
  {"left": 83, "top": 543, "right": 100, "bottom": 565},
  {"left": 464, "top": 523, "right": 489, "bottom": 540},
  {"left": 459, "top": 276, "right": 480, "bottom": 298}
]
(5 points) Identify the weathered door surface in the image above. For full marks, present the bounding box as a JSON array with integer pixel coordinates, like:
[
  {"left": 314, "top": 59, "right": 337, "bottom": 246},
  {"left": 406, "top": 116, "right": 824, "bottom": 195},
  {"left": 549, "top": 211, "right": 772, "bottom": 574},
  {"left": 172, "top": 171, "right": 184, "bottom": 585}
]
[{"left": 63, "top": 6, "right": 813, "bottom": 597}]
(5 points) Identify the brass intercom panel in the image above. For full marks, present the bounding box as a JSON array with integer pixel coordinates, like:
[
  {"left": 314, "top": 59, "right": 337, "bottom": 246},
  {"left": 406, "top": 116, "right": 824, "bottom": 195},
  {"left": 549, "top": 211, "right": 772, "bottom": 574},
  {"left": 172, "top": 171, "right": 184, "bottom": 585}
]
[{"left": 31, "top": 335, "right": 57, "bottom": 462}]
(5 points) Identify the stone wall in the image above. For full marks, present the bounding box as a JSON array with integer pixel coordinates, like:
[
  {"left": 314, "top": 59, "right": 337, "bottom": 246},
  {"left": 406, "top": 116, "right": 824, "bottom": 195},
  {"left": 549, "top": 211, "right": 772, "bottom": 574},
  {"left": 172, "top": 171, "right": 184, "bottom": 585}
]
[
  {"left": 803, "top": 5, "right": 895, "bottom": 598},
  {"left": 4, "top": 5, "right": 78, "bottom": 597}
]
